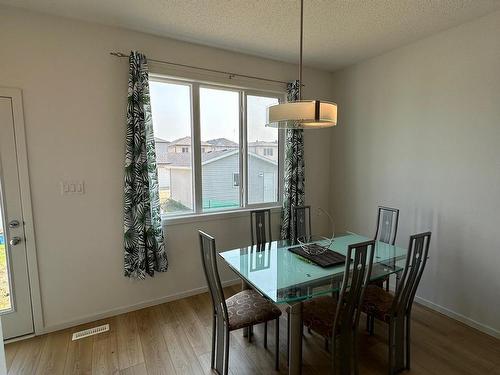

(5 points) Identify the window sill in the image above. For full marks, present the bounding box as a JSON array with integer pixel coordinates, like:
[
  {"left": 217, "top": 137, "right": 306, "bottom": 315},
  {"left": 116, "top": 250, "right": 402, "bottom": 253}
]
[{"left": 162, "top": 206, "right": 282, "bottom": 226}]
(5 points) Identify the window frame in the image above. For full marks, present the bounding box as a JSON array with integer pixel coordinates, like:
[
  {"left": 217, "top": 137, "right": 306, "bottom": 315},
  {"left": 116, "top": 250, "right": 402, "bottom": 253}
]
[{"left": 149, "top": 75, "right": 285, "bottom": 220}]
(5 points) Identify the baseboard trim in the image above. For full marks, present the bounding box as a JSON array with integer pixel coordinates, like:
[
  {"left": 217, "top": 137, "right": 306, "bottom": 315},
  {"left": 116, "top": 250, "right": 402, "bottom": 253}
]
[
  {"left": 38, "top": 279, "right": 241, "bottom": 335},
  {"left": 414, "top": 296, "right": 500, "bottom": 339},
  {"left": 36, "top": 281, "right": 500, "bottom": 340}
]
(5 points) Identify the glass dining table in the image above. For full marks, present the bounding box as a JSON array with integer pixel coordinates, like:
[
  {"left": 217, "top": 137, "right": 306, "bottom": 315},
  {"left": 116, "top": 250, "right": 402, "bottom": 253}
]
[{"left": 218, "top": 232, "right": 408, "bottom": 375}]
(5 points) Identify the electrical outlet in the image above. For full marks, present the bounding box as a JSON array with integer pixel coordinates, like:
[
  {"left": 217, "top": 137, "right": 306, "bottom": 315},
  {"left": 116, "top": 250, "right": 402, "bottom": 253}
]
[{"left": 61, "top": 181, "right": 85, "bottom": 195}]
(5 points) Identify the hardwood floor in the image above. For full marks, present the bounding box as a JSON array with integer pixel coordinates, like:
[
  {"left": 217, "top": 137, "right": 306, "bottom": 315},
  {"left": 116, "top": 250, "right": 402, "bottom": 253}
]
[{"left": 5, "top": 285, "right": 500, "bottom": 374}]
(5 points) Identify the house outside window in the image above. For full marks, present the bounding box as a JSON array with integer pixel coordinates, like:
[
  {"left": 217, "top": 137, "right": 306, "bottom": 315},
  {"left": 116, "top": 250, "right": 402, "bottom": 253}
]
[{"left": 150, "top": 77, "right": 283, "bottom": 217}]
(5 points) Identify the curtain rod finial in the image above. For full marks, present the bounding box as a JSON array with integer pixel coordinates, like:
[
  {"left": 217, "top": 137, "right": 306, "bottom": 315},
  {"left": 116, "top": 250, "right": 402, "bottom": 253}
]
[{"left": 110, "top": 52, "right": 128, "bottom": 58}]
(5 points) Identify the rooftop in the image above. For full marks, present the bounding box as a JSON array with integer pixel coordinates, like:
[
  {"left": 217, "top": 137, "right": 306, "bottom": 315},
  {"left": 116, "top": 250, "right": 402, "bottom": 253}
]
[
  {"left": 206, "top": 138, "right": 238, "bottom": 148},
  {"left": 156, "top": 149, "right": 276, "bottom": 167},
  {"left": 169, "top": 136, "right": 211, "bottom": 147}
]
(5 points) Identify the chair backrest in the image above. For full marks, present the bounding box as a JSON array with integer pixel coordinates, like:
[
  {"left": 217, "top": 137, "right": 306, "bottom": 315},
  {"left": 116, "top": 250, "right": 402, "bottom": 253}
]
[
  {"left": 293, "top": 205, "right": 312, "bottom": 242},
  {"left": 334, "top": 240, "right": 376, "bottom": 333},
  {"left": 250, "top": 209, "right": 272, "bottom": 246},
  {"left": 198, "top": 230, "right": 228, "bottom": 322},
  {"left": 374, "top": 206, "right": 400, "bottom": 245},
  {"left": 391, "top": 232, "right": 431, "bottom": 317}
]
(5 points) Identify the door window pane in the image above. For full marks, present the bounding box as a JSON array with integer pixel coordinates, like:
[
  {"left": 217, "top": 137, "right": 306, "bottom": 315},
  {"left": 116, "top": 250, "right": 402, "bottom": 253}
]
[
  {"left": 247, "top": 95, "right": 279, "bottom": 204},
  {"left": 150, "top": 80, "right": 194, "bottom": 215},
  {"left": 200, "top": 87, "right": 240, "bottom": 211}
]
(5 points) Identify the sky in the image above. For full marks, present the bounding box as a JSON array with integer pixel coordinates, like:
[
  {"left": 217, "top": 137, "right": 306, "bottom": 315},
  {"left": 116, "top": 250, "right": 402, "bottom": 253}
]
[{"left": 149, "top": 81, "right": 278, "bottom": 143}]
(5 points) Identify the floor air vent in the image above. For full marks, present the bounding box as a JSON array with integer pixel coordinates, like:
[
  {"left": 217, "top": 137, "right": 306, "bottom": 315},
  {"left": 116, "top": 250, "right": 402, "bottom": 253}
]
[{"left": 72, "top": 324, "right": 109, "bottom": 341}]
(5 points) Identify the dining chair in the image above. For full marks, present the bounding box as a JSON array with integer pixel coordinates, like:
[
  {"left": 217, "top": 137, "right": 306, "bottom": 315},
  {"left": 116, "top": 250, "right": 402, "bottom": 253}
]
[
  {"left": 374, "top": 206, "right": 400, "bottom": 245},
  {"left": 302, "top": 240, "right": 376, "bottom": 375},
  {"left": 362, "top": 232, "right": 431, "bottom": 375},
  {"left": 291, "top": 208, "right": 312, "bottom": 301},
  {"left": 373, "top": 206, "right": 400, "bottom": 291},
  {"left": 198, "top": 230, "right": 281, "bottom": 375},
  {"left": 248, "top": 208, "right": 274, "bottom": 340},
  {"left": 250, "top": 209, "right": 272, "bottom": 246},
  {"left": 290, "top": 205, "right": 312, "bottom": 338},
  {"left": 293, "top": 205, "right": 312, "bottom": 242}
]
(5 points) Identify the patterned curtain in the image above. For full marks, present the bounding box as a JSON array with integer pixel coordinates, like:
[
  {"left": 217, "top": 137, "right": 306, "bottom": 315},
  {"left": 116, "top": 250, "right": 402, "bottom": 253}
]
[
  {"left": 123, "top": 51, "right": 168, "bottom": 279},
  {"left": 280, "top": 80, "right": 305, "bottom": 240}
]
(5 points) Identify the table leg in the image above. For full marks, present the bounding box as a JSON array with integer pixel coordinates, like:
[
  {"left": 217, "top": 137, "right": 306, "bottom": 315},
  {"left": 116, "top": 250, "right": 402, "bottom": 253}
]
[{"left": 288, "top": 302, "right": 303, "bottom": 375}]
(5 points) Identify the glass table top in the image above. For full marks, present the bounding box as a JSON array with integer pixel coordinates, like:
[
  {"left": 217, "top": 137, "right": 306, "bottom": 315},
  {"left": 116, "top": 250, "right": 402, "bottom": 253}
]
[{"left": 219, "top": 232, "right": 407, "bottom": 304}]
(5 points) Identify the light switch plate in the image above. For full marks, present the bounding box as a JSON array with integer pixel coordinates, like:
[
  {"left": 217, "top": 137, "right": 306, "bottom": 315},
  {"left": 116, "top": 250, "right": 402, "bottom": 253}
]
[{"left": 61, "top": 181, "right": 85, "bottom": 195}]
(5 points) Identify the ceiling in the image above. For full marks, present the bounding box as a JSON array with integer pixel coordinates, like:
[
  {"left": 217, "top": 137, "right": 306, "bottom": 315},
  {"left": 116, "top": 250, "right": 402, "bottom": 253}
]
[{"left": 2, "top": 0, "right": 500, "bottom": 71}]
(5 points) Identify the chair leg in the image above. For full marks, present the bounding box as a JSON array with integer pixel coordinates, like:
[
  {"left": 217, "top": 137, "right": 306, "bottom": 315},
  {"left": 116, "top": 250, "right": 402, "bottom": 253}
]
[
  {"left": 211, "top": 314, "right": 216, "bottom": 369},
  {"left": 264, "top": 322, "right": 268, "bottom": 349},
  {"left": 324, "top": 337, "right": 329, "bottom": 351},
  {"left": 405, "top": 315, "right": 411, "bottom": 370},
  {"left": 353, "top": 333, "right": 360, "bottom": 375},
  {"left": 224, "top": 325, "right": 230, "bottom": 375},
  {"left": 331, "top": 335, "right": 336, "bottom": 373},
  {"left": 275, "top": 318, "right": 280, "bottom": 371},
  {"left": 369, "top": 315, "right": 375, "bottom": 336},
  {"left": 286, "top": 310, "right": 290, "bottom": 366},
  {"left": 388, "top": 321, "right": 394, "bottom": 375},
  {"left": 248, "top": 325, "right": 252, "bottom": 343}
]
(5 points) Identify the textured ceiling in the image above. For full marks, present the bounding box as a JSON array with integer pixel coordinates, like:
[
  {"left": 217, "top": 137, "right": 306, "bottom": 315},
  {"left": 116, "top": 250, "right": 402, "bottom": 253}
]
[{"left": 2, "top": 0, "right": 499, "bottom": 71}]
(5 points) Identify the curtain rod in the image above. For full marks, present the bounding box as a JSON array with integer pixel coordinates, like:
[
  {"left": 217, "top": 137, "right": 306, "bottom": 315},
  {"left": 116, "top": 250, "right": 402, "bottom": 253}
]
[{"left": 110, "top": 52, "right": 289, "bottom": 86}]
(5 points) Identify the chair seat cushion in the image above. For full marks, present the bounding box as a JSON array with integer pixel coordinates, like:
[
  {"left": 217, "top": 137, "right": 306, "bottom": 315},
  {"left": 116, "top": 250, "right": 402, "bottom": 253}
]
[
  {"left": 226, "top": 290, "right": 281, "bottom": 331},
  {"left": 362, "top": 285, "right": 394, "bottom": 323},
  {"left": 302, "top": 296, "right": 338, "bottom": 338}
]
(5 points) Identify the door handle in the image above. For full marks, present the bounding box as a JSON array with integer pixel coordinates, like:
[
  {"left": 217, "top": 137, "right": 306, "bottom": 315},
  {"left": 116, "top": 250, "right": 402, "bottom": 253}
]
[{"left": 9, "top": 237, "right": 22, "bottom": 246}]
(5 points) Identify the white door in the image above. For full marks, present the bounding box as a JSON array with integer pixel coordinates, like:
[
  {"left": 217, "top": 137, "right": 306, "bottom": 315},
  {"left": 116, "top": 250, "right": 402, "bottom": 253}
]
[{"left": 0, "top": 96, "right": 34, "bottom": 339}]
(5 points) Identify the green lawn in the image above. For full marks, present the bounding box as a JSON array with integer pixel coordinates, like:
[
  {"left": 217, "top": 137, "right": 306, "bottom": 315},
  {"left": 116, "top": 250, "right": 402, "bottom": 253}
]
[{"left": 0, "top": 244, "right": 11, "bottom": 310}]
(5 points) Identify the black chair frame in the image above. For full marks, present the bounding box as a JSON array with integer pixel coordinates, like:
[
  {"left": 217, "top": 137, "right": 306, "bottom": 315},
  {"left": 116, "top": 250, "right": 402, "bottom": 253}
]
[
  {"left": 367, "top": 232, "right": 431, "bottom": 374},
  {"left": 374, "top": 206, "right": 400, "bottom": 291},
  {"left": 250, "top": 209, "right": 272, "bottom": 246},
  {"left": 332, "top": 240, "right": 375, "bottom": 375},
  {"left": 293, "top": 205, "right": 312, "bottom": 243},
  {"left": 199, "top": 230, "right": 280, "bottom": 375}
]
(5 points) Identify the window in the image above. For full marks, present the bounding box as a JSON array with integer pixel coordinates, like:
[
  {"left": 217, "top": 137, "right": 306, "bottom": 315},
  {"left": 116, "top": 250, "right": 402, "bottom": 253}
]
[
  {"left": 233, "top": 173, "right": 240, "bottom": 187},
  {"left": 150, "top": 77, "right": 283, "bottom": 216},
  {"left": 200, "top": 87, "right": 240, "bottom": 211},
  {"left": 247, "top": 95, "right": 279, "bottom": 204},
  {"left": 150, "top": 80, "right": 193, "bottom": 216}
]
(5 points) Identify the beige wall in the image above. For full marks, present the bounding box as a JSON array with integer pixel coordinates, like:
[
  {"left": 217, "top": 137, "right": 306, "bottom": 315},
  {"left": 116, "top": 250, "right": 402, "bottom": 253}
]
[
  {"left": 330, "top": 11, "right": 500, "bottom": 336},
  {"left": 0, "top": 6, "right": 334, "bottom": 331}
]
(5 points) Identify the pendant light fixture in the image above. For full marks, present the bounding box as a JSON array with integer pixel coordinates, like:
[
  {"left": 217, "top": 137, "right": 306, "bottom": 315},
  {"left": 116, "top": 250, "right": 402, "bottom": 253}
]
[{"left": 266, "top": 0, "right": 337, "bottom": 129}]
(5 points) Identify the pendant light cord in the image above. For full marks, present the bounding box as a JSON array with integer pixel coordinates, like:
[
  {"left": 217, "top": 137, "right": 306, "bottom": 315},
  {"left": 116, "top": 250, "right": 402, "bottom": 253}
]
[{"left": 299, "top": 0, "right": 304, "bottom": 100}]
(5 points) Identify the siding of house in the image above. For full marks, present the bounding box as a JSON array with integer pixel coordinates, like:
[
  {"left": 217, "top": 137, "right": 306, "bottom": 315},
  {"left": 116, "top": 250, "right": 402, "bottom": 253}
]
[
  {"left": 248, "top": 155, "right": 278, "bottom": 203},
  {"left": 202, "top": 153, "right": 277, "bottom": 208},
  {"left": 157, "top": 165, "right": 170, "bottom": 189},
  {"left": 171, "top": 169, "right": 192, "bottom": 209}
]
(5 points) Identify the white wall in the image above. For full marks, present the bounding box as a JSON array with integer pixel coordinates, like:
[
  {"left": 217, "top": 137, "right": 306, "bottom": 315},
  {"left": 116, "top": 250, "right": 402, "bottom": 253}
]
[
  {"left": 0, "top": 6, "right": 334, "bottom": 331},
  {"left": 330, "top": 10, "right": 500, "bottom": 336}
]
